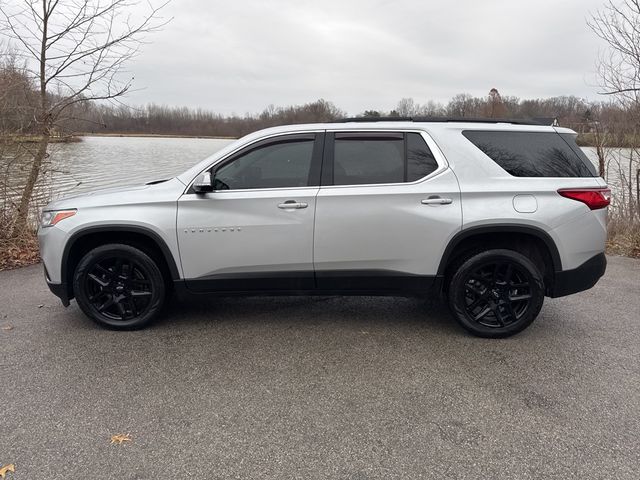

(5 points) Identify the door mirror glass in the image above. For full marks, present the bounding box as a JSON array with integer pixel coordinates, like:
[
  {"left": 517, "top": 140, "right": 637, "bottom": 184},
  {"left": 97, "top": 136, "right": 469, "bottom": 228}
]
[{"left": 193, "top": 171, "right": 213, "bottom": 193}]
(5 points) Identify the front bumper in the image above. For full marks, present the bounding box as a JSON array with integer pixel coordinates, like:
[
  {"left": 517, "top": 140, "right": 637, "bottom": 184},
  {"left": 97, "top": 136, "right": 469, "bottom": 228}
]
[
  {"left": 549, "top": 253, "right": 607, "bottom": 298},
  {"left": 44, "top": 266, "right": 70, "bottom": 307}
]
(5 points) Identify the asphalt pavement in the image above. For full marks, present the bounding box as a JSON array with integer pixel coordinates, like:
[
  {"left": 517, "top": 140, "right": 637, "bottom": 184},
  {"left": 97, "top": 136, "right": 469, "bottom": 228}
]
[{"left": 0, "top": 256, "right": 639, "bottom": 479}]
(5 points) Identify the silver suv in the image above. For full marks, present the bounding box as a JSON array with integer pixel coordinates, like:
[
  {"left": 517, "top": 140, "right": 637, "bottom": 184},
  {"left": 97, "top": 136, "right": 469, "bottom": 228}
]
[{"left": 38, "top": 118, "right": 609, "bottom": 338}]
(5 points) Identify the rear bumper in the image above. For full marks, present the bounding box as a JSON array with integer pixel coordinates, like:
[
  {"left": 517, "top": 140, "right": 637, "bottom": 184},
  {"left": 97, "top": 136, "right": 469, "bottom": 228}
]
[{"left": 549, "top": 253, "right": 606, "bottom": 298}]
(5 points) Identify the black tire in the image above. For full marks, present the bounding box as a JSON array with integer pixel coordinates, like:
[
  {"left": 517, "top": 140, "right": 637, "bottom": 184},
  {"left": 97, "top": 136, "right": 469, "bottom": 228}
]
[
  {"left": 447, "top": 249, "right": 545, "bottom": 338},
  {"left": 73, "top": 244, "right": 166, "bottom": 330}
]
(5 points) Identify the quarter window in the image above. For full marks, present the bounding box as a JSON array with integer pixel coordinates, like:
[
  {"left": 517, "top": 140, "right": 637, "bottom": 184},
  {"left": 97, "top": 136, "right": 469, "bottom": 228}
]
[
  {"left": 213, "top": 138, "right": 314, "bottom": 190},
  {"left": 462, "top": 130, "right": 596, "bottom": 177},
  {"left": 332, "top": 132, "right": 438, "bottom": 186}
]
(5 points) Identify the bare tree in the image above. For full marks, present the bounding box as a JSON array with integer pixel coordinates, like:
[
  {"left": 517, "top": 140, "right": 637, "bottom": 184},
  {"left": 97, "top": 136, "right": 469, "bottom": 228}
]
[
  {"left": 0, "top": 0, "right": 169, "bottom": 233},
  {"left": 487, "top": 88, "right": 507, "bottom": 118},
  {"left": 588, "top": 0, "right": 640, "bottom": 104},
  {"left": 396, "top": 98, "right": 416, "bottom": 117},
  {"left": 589, "top": 0, "right": 640, "bottom": 222}
]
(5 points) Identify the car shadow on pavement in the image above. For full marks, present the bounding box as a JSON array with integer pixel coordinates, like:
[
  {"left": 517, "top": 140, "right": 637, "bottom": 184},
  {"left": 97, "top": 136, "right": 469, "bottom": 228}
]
[{"left": 154, "top": 293, "right": 463, "bottom": 336}]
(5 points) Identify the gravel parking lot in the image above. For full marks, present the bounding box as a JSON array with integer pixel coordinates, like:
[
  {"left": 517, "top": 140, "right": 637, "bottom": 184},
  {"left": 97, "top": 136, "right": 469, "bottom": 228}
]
[{"left": 0, "top": 256, "right": 639, "bottom": 479}]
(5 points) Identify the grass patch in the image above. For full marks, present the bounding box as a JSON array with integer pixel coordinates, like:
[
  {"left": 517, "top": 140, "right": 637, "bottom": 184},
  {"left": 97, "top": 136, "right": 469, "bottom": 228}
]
[
  {"left": 0, "top": 212, "right": 40, "bottom": 270},
  {"left": 606, "top": 218, "right": 640, "bottom": 258},
  {"left": 0, "top": 228, "right": 40, "bottom": 270}
]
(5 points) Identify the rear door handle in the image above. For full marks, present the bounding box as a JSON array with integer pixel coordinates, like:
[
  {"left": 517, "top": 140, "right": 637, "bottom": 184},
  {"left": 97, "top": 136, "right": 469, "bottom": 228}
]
[
  {"left": 278, "top": 200, "right": 308, "bottom": 209},
  {"left": 421, "top": 196, "right": 453, "bottom": 205}
]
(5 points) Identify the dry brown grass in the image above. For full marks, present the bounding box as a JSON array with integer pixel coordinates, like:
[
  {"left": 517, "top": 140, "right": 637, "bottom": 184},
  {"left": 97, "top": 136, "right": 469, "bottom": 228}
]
[
  {"left": 606, "top": 217, "right": 640, "bottom": 258},
  {"left": 0, "top": 216, "right": 40, "bottom": 271}
]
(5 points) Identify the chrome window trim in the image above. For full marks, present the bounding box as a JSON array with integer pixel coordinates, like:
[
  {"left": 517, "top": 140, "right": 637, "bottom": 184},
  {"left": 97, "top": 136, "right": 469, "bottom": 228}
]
[{"left": 183, "top": 128, "right": 450, "bottom": 194}]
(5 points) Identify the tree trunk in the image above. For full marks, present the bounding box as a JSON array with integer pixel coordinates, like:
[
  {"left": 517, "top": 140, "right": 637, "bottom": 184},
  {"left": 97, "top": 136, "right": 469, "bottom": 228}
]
[
  {"left": 594, "top": 123, "right": 606, "bottom": 177},
  {"left": 12, "top": 133, "right": 49, "bottom": 235},
  {"left": 11, "top": 0, "right": 50, "bottom": 237}
]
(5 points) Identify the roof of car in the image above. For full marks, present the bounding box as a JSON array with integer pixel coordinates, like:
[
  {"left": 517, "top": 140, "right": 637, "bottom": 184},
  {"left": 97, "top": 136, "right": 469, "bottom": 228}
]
[
  {"left": 240, "top": 119, "right": 573, "bottom": 136},
  {"left": 335, "top": 116, "right": 552, "bottom": 125}
]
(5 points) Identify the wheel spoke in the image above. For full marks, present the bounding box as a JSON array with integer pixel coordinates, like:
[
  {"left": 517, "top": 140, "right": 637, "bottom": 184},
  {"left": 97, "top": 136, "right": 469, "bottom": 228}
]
[
  {"left": 492, "top": 263, "right": 500, "bottom": 282},
  {"left": 95, "top": 264, "right": 113, "bottom": 277},
  {"left": 509, "top": 294, "right": 532, "bottom": 302},
  {"left": 473, "top": 306, "right": 492, "bottom": 321},
  {"left": 504, "top": 263, "right": 513, "bottom": 283},
  {"left": 122, "top": 262, "right": 131, "bottom": 280},
  {"left": 130, "top": 290, "right": 151, "bottom": 297},
  {"left": 97, "top": 297, "right": 115, "bottom": 312},
  {"left": 88, "top": 273, "right": 109, "bottom": 288},
  {"left": 127, "top": 297, "right": 139, "bottom": 316},
  {"left": 468, "top": 297, "right": 487, "bottom": 311},
  {"left": 503, "top": 299, "right": 517, "bottom": 321},
  {"left": 88, "top": 291, "right": 106, "bottom": 302},
  {"left": 115, "top": 300, "right": 127, "bottom": 319},
  {"left": 470, "top": 274, "right": 491, "bottom": 287},
  {"left": 465, "top": 282, "right": 485, "bottom": 296}
]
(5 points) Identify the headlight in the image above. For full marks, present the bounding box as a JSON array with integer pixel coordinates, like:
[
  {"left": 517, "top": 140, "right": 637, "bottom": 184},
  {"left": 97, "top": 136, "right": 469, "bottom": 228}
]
[{"left": 40, "top": 209, "right": 77, "bottom": 227}]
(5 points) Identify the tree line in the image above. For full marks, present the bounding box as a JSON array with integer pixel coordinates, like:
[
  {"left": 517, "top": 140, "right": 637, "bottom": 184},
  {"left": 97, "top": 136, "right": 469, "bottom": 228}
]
[{"left": 0, "top": 63, "right": 637, "bottom": 142}]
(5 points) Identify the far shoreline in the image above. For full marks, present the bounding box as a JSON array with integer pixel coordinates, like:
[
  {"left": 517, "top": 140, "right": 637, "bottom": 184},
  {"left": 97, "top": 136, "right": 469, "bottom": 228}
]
[{"left": 79, "top": 132, "right": 237, "bottom": 140}]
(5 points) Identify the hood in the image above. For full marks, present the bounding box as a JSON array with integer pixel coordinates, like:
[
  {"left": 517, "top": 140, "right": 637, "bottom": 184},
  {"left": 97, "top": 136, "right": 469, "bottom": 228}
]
[{"left": 44, "top": 177, "right": 186, "bottom": 210}]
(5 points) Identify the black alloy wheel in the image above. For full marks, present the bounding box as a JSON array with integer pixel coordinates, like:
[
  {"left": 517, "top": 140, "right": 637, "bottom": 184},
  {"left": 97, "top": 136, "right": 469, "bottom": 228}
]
[
  {"left": 73, "top": 244, "right": 165, "bottom": 329},
  {"left": 448, "top": 249, "right": 545, "bottom": 338}
]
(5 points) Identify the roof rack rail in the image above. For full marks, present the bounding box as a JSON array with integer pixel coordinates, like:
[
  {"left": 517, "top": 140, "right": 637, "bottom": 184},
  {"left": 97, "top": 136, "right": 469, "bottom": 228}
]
[{"left": 336, "top": 116, "right": 552, "bottom": 126}]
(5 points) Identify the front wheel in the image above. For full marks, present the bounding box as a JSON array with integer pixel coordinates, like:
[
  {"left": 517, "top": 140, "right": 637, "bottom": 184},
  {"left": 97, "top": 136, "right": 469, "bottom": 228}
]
[
  {"left": 73, "top": 244, "right": 166, "bottom": 329},
  {"left": 447, "top": 249, "right": 545, "bottom": 338}
]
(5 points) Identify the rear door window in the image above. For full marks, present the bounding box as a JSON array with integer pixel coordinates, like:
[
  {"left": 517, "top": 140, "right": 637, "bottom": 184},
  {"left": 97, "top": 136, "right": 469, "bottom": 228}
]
[
  {"left": 462, "top": 131, "right": 596, "bottom": 177},
  {"left": 331, "top": 132, "right": 439, "bottom": 185},
  {"left": 407, "top": 132, "right": 439, "bottom": 181}
]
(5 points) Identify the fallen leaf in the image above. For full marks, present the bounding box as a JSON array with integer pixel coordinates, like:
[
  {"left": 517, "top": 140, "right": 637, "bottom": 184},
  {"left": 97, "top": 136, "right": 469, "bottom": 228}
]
[
  {"left": 110, "top": 433, "right": 132, "bottom": 445},
  {"left": 1, "top": 325, "right": 13, "bottom": 331},
  {"left": 0, "top": 464, "right": 15, "bottom": 478}
]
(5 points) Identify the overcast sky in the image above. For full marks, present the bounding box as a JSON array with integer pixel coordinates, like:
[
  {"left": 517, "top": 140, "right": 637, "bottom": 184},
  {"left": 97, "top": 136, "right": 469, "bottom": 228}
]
[{"left": 123, "top": 0, "right": 609, "bottom": 115}]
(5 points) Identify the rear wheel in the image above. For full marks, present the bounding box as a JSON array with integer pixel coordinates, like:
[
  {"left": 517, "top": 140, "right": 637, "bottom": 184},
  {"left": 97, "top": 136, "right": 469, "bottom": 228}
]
[
  {"left": 73, "top": 244, "right": 166, "bottom": 329},
  {"left": 448, "top": 249, "right": 545, "bottom": 338}
]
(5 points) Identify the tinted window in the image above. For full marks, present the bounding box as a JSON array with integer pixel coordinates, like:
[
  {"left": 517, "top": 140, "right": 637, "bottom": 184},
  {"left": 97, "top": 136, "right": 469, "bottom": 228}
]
[
  {"left": 214, "top": 139, "right": 314, "bottom": 190},
  {"left": 332, "top": 133, "right": 438, "bottom": 185},
  {"left": 559, "top": 133, "right": 598, "bottom": 176},
  {"left": 462, "top": 131, "right": 595, "bottom": 177},
  {"left": 334, "top": 136, "right": 404, "bottom": 185},
  {"left": 407, "top": 132, "right": 439, "bottom": 181}
]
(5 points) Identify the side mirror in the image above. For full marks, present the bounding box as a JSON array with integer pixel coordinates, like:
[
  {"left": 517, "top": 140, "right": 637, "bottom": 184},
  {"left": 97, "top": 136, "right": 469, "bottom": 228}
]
[{"left": 193, "top": 171, "right": 214, "bottom": 193}]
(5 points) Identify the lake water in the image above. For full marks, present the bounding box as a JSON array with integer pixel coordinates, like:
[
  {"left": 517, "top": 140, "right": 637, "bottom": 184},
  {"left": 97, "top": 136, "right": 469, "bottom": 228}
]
[
  {"left": 0, "top": 136, "right": 637, "bottom": 212},
  {"left": 48, "top": 136, "right": 233, "bottom": 198},
  {"left": 0, "top": 136, "right": 232, "bottom": 213}
]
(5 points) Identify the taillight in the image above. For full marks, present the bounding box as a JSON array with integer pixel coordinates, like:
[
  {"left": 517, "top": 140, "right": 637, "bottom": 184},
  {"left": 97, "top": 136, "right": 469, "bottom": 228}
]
[{"left": 557, "top": 188, "right": 611, "bottom": 210}]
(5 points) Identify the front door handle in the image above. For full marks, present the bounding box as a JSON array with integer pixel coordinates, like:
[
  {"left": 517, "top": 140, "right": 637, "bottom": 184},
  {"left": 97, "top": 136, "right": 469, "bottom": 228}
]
[
  {"left": 421, "top": 196, "right": 453, "bottom": 205},
  {"left": 278, "top": 200, "right": 308, "bottom": 209}
]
